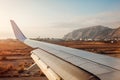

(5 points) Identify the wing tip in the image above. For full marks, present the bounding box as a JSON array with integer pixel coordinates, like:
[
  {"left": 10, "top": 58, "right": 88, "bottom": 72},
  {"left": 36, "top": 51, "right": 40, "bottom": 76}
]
[{"left": 10, "top": 20, "right": 27, "bottom": 42}]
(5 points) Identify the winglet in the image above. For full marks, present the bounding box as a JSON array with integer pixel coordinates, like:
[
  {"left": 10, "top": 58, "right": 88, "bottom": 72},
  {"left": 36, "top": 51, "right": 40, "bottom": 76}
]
[{"left": 10, "top": 20, "right": 27, "bottom": 42}]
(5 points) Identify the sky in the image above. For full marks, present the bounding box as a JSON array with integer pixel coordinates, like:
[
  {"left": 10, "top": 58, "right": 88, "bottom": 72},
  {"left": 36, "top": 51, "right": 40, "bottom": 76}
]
[{"left": 0, "top": 0, "right": 120, "bottom": 39}]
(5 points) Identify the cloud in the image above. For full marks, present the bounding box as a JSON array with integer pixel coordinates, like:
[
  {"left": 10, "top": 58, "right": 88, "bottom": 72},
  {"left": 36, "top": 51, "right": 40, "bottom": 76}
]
[
  {"left": 53, "top": 11, "right": 120, "bottom": 29},
  {"left": 85, "top": 11, "right": 120, "bottom": 28},
  {"left": 32, "top": 11, "right": 120, "bottom": 38}
]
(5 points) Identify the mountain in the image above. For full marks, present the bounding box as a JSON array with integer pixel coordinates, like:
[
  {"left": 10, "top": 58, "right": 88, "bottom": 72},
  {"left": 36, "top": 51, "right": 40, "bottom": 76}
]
[
  {"left": 63, "top": 25, "right": 117, "bottom": 41},
  {"left": 111, "top": 27, "right": 120, "bottom": 39}
]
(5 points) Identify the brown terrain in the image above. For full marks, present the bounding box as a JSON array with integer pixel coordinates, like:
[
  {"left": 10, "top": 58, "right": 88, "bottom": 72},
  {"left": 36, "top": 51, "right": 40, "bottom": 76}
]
[
  {"left": 0, "top": 39, "right": 120, "bottom": 80},
  {"left": 0, "top": 39, "right": 47, "bottom": 80}
]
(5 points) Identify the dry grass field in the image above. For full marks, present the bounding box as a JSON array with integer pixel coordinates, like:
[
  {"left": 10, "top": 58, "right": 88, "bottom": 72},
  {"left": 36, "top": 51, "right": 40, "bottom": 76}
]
[{"left": 0, "top": 39, "right": 47, "bottom": 80}]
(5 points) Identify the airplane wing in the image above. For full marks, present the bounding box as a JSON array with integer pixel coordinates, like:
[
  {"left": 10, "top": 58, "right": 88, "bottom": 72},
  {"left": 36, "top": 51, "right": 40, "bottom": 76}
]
[{"left": 10, "top": 20, "right": 120, "bottom": 80}]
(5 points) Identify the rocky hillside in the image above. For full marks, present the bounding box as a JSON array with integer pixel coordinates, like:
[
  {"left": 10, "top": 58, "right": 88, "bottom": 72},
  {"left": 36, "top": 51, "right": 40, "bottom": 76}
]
[
  {"left": 63, "top": 25, "right": 118, "bottom": 41},
  {"left": 111, "top": 27, "right": 120, "bottom": 39}
]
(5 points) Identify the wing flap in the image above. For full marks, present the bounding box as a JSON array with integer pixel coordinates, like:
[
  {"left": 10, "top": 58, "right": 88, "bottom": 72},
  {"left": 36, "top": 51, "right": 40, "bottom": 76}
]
[{"left": 31, "top": 49, "right": 99, "bottom": 80}]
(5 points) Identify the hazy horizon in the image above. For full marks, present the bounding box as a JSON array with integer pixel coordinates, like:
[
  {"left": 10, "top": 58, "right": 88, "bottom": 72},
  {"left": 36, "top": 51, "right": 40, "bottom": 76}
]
[{"left": 0, "top": 0, "right": 120, "bottom": 39}]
